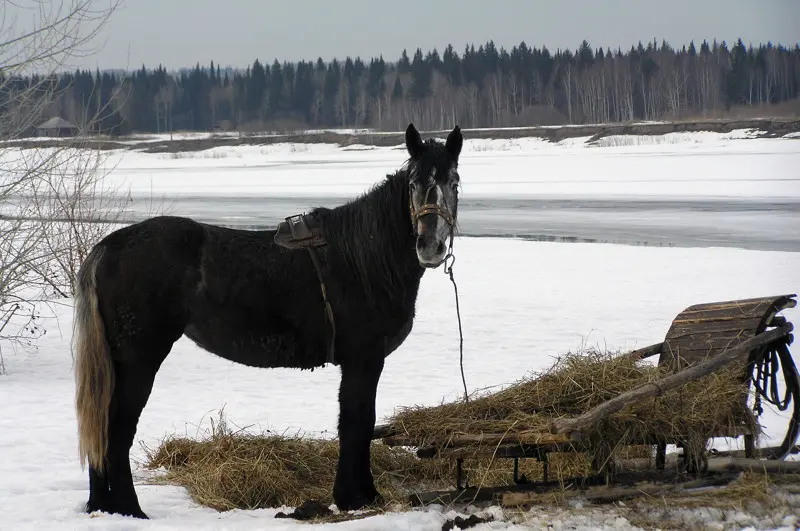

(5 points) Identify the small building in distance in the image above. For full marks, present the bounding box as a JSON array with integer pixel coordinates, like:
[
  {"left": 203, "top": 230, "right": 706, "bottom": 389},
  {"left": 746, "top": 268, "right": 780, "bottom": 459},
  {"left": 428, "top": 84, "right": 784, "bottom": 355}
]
[{"left": 35, "top": 117, "right": 79, "bottom": 137}]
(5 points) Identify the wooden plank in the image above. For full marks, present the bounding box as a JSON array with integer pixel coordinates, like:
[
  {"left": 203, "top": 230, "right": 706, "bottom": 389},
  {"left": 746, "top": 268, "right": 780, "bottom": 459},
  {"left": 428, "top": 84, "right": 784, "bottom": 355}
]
[
  {"left": 678, "top": 294, "right": 795, "bottom": 313},
  {"left": 661, "top": 341, "right": 783, "bottom": 368},
  {"left": 665, "top": 336, "right": 758, "bottom": 354},
  {"left": 672, "top": 308, "right": 772, "bottom": 324},
  {"left": 409, "top": 482, "right": 554, "bottom": 507},
  {"left": 677, "top": 300, "right": 776, "bottom": 314},
  {"left": 411, "top": 470, "right": 744, "bottom": 507},
  {"left": 668, "top": 316, "right": 764, "bottom": 330},
  {"left": 384, "top": 431, "right": 574, "bottom": 449},
  {"left": 622, "top": 342, "right": 663, "bottom": 362},
  {"left": 710, "top": 445, "right": 800, "bottom": 458},
  {"left": 706, "top": 457, "right": 800, "bottom": 475},
  {"left": 413, "top": 425, "right": 753, "bottom": 459},
  {"left": 409, "top": 474, "right": 610, "bottom": 506},
  {"left": 501, "top": 475, "right": 739, "bottom": 507},
  {"left": 664, "top": 329, "right": 756, "bottom": 343},
  {"left": 417, "top": 441, "right": 580, "bottom": 459},
  {"left": 661, "top": 335, "right": 766, "bottom": 366},
  {"left": 665, "top": 318, "right": 765, "bottom": 337},
  {"left": 550, "top": 324, "right": 793, "bottom": 436}
]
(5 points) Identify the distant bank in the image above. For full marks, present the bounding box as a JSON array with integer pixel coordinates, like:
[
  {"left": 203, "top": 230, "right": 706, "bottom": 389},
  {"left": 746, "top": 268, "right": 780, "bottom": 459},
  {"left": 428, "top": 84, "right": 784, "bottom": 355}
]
[{"left": 6, "top": 117, "right": 800, "bottom": 154}]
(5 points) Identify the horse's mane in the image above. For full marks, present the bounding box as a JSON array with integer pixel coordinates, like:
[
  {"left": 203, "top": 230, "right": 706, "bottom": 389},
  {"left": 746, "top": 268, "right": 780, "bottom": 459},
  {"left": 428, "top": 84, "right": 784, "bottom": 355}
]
[{"left": 318, "top": 168, "right": 418, "bottom": 304}]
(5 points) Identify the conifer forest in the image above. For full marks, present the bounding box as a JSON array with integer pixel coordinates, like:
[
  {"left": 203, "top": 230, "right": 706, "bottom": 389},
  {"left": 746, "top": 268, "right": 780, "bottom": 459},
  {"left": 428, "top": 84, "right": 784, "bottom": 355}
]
[{"left": 4, "top": 38, "right": 799, "bottom": 135}]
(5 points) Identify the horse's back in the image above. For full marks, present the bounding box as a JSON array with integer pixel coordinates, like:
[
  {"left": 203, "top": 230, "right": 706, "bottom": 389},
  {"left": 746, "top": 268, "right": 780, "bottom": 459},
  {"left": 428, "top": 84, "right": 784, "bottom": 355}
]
[
  {"left": 89, "top": 216, "right": 207, "bottom": 355},
  {"left": 88, "top": 215, "right": 325, "bottom": 368}
]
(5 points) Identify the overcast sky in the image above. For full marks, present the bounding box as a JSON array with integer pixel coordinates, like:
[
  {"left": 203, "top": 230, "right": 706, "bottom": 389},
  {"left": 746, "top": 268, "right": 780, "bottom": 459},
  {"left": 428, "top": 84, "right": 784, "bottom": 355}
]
[{"left": 39, "top": 0, "right": 800, "bottom": 71}]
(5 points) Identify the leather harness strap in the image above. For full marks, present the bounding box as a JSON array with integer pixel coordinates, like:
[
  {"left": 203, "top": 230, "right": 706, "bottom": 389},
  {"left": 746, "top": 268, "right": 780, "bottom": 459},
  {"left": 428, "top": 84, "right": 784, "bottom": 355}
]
[
  {"left": 274, "top": 214, "right": 336, "bottom": 365},
  {"left": 408, "top": 185, "right": 455, "bottom": 228},
  {"left": 306, "top": 246, "right": 336, "bottom": 365},
  {"left": 274, "top": 186, "right": 455, "bottom": 365}
]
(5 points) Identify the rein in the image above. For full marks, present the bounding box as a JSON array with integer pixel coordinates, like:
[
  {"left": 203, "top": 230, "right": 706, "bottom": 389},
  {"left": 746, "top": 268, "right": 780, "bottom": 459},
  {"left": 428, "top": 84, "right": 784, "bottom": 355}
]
[
  {"left": 274, "top": 183, "right": 469, "bottom": 403},
  {"left": 444, "top": 246, "right": 469, "bottom": 403},
  {"left": 409, "top": 184, "right": 469, "bottom": 402}
]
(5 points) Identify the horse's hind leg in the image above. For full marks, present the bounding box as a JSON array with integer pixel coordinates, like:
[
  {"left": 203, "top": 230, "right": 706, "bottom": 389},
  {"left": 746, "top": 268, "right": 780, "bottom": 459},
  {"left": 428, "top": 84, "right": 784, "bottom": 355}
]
[
  {"left": 86, "top": 466, "right": 110, "bottom": 514},
  {"left": 105, "top": 352, "right": 167, "bottom": 519}
]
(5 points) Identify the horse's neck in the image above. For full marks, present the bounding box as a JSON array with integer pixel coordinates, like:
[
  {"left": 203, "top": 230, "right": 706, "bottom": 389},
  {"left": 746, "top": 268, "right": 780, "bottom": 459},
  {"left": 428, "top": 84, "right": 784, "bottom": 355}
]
[{"left": 325, "top": 177, "right": 422, "bottom": 299}]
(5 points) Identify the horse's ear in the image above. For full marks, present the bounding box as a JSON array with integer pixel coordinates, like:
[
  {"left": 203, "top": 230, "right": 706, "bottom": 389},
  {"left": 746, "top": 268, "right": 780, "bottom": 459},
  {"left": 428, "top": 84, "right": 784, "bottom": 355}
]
[
  {"left": 446, "top": 125, "right": 462, "bottom": 160},
  {"left": 405, "top": 122, "right": 423, "bottom": 159}
]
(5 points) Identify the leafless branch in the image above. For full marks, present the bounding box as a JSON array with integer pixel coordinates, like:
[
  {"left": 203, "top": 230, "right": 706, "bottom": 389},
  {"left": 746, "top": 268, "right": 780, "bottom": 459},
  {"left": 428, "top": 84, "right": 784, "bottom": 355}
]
[{"left": 0, "top": 0, "right": 120, "bottom": 360}]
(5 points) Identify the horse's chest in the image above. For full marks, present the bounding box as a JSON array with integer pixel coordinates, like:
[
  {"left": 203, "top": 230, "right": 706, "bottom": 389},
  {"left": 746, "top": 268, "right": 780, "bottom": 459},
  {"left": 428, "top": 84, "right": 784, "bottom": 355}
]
[{"left": 383, "top": 318, "right": 414, "bottom": 356}]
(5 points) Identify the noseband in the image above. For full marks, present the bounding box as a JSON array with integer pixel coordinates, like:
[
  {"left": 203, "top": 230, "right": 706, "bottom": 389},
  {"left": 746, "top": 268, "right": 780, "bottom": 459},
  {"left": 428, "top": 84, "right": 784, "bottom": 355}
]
[
  {"left": 409, "top": 183, "right": 456, "bottom": 230},
  {"left": 409, "top": 183, "right": 456, "bottom": 269}
]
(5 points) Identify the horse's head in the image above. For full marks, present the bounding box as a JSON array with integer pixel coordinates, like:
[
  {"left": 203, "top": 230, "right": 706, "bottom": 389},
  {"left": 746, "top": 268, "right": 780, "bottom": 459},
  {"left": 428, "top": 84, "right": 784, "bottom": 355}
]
[{"left": 404, "top": 123, "right": 463, "bottom": 269}]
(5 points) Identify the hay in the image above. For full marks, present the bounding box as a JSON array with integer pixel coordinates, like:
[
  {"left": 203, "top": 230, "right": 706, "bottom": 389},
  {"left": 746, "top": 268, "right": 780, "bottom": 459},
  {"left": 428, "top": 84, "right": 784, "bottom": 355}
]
[
  {"left": 143, "top": 349, "right": 758, "bottom": 512},
  {"left": 384, "top": 349, "right": 757, "bottom": 460},
  {"left": 143, "top": 414, "right": 529, "bottom": 511}
]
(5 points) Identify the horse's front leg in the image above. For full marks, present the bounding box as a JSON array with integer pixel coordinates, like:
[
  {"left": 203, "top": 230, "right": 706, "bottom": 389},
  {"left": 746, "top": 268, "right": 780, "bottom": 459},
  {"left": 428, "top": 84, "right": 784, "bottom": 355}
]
[{"left": 333, "top": 353, "right": 385, "bottom": 511}]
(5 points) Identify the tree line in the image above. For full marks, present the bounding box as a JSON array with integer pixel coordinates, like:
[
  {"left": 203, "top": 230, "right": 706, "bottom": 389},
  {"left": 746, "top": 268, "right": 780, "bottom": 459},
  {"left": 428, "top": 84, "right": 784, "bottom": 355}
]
[{"left": 3, "top": 37, "right": 800, "bottom": 135}]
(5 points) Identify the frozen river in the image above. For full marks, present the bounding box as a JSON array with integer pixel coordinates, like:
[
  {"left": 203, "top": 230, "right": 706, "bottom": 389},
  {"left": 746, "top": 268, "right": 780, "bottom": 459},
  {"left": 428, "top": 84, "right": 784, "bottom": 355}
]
[
  {"left": 122, "top": 193, "right": 800, "bottom": 252},
  {"left": 5, "top": 130, "right": 800, "bottom": 251},
  {"left": 109, "top": 132, "right": 800, "bottom": 252}
]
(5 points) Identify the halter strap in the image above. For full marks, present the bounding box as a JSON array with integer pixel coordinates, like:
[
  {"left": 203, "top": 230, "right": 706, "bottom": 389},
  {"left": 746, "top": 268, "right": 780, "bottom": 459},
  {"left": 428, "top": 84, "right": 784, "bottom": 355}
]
[
  {"left": 409, "top": 184, "right": 455, "bottom": 229},
  {"left": 409, "top": 183, "right": 456, "bottom": 269}
]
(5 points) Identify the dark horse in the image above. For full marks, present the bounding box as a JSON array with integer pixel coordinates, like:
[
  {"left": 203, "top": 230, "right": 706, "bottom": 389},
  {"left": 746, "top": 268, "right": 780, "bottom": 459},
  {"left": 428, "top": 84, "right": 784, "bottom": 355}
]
[{"left": 73, "top": 123, "right": 463, "bottom": 518}]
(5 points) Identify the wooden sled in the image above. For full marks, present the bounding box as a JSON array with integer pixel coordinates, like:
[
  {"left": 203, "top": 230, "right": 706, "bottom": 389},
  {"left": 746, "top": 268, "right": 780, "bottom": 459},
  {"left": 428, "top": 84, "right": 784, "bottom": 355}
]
[{"left": 372, "top": 294, "right": 799, "bottom": 506}]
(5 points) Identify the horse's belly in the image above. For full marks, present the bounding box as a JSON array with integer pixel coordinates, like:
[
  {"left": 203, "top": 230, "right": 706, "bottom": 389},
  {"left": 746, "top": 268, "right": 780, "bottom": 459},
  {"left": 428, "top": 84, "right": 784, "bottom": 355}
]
[{"left": 183, "top": 321, "right": 319, "bottom": 369}]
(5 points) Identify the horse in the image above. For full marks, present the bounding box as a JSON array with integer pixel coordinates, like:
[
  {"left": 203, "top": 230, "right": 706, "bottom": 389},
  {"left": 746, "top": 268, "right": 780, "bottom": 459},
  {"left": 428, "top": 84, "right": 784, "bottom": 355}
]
[{"left": 73, "top": 123, "right": 464, "bottom": 518}]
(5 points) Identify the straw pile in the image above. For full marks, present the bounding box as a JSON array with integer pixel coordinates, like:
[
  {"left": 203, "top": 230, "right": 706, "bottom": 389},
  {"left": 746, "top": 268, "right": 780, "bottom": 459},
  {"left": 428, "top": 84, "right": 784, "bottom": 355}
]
[
  {"left": 143, "top": 349, "right": 757, "bottom": 512},
  {"left": 384, "top": 349, "right": 758, "bottom": 459},
  {"left": 143, "top": 414, "right": 534, "bottom": 510}
]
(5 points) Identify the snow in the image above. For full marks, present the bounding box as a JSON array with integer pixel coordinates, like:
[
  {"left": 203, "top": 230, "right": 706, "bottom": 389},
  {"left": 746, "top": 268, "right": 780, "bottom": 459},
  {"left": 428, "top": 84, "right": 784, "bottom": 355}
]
[
  {"left": 91, "top": 130, "right": 796, "bottom": 202},
  {"left": 1, "top": 238, "right": 798, "bottom": 530},
  {"left": 4, "top": 129, "right": 798, "bottom": 204},
  {"left": 1, "top": 130, "right": 800, "bottom": 529}
]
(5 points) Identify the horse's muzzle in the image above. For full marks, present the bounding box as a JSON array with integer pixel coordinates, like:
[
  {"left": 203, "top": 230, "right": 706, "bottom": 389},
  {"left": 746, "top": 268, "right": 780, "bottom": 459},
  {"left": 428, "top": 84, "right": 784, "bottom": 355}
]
[{"left": 417, "top": 239, "right": 447, "bottom": 268}]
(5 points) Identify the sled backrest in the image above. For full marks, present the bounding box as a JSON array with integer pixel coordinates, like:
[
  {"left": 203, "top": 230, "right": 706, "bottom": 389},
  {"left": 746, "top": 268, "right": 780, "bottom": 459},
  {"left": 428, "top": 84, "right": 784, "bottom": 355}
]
[{"left": 658, "top": 294, "right": 797, "bottom": 371}]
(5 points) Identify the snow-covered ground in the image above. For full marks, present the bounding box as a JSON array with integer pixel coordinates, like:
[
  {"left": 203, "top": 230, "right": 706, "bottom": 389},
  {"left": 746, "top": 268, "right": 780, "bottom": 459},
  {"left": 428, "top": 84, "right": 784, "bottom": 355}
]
[
  {"left": 95, "top": 128, "right": 799, "bottom": 202},
  {"left": 1, "top": 130, "right": 799, "bottom": 530}
]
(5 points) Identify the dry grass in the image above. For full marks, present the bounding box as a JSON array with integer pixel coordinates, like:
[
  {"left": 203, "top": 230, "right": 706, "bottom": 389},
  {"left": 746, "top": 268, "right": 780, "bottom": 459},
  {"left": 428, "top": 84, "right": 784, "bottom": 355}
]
[
  {"left": 142, "top": 349, "right": 759, "bottom": 513},
  {"left": 385, "top": 349, "right": 757, "bottom": 462},
  {"left": 143, "top": 414, "right": 542, "bottom": 511}
]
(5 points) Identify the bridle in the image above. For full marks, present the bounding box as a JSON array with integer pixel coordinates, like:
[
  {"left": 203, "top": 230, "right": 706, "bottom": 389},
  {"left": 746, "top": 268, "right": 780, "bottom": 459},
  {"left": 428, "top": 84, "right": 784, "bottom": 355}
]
[
  {"left": 408, "top": 180, "right": 469, "bottom": 403},
  {"left": 409, "top": 182, "right": 456, "bottom": 269},
  {"left": 409, "top": 183, "right": 456, "bottom": 229}
]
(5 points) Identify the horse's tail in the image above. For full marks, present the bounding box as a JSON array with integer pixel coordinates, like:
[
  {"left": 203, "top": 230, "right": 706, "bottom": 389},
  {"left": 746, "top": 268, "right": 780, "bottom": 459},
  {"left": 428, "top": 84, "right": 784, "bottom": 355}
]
[{"left": 74, "top": 245, "right": 114, "bottom": 472}]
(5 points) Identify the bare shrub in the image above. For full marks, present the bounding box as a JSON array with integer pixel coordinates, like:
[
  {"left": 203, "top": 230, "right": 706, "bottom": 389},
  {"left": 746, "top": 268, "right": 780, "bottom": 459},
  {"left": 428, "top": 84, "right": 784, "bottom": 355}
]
[{"left": 0, "top": 1, "right": 121, "bottom": 369}]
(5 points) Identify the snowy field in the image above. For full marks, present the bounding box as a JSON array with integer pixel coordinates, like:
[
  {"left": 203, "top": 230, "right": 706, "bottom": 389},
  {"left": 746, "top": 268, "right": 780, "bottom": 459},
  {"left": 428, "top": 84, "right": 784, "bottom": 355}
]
[
  {"left": 99, "top": 128, "right": 800, "bottom": 202},
  {"left": 1, "top": 130, "right": 800, "bottom": 530}
]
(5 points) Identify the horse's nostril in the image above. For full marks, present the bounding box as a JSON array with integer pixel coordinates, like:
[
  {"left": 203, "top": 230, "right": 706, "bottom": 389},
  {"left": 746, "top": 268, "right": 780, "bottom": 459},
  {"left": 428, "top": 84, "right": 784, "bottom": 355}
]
[{"left": 436, "top": 242, "right": 446, "bottom": 255}]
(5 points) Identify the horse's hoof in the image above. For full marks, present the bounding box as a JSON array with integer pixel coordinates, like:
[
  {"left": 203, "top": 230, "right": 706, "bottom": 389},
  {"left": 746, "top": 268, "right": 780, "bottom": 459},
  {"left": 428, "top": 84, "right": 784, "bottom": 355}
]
[
  {"left": 114, "top": 506, "right": 149, "bottom": 519},
  {"left": 275, "top": 500, "right": 332, "bottom": 520},
  {"left": 85, "top": 501, "right": 109, "bottom": 515},
  {"left": 333, "top": 488, "right": 382, "bottom": 511},
  {"left": 85, "top": 502, "right": 148, "bottom": 519}
]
